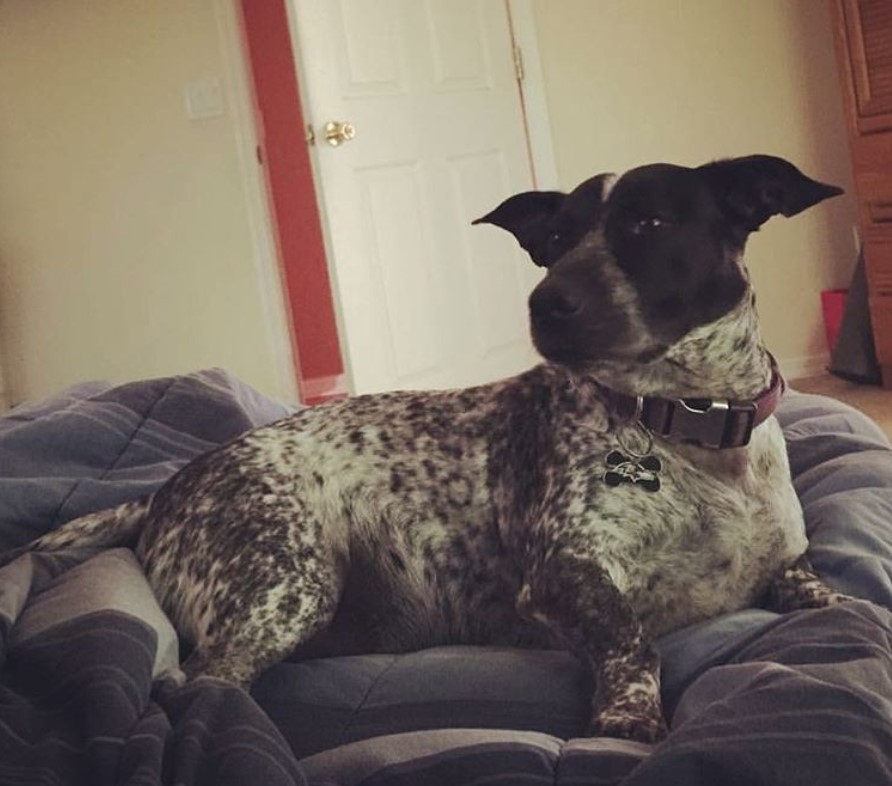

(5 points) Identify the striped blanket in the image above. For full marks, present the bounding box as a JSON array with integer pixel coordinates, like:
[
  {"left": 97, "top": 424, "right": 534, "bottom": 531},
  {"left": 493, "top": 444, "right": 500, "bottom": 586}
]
[{"left": 0, "top": 370, "right": 302, "bottom": 786}]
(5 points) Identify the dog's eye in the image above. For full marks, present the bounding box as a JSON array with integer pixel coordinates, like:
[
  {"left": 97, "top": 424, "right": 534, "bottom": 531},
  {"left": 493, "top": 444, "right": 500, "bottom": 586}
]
[{"left": 633, "top": 217, "right": 667, "bottom": 234}]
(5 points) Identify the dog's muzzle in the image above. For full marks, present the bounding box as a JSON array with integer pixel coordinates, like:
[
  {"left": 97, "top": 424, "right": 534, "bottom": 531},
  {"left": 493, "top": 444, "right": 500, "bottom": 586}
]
[{"left": 528, "top": 276, "right": 632, "bottom": 366}]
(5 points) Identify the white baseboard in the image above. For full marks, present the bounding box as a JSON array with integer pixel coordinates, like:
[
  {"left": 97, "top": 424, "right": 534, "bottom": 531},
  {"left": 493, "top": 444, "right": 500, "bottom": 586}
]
[{"left": 777, "top": 353, "right": 830, "bottom": 382}]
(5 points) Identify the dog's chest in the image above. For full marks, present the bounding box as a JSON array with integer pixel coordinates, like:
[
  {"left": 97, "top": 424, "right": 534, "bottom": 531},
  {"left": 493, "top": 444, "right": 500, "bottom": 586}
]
[{"left": 555, "top": 418, "right": 807, "bottom": 636}]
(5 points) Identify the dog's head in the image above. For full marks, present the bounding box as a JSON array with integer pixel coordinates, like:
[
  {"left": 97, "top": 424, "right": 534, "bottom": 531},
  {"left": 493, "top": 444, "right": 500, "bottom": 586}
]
[{"left": 475, "top": 155, "right": 842, "bottom": 380}]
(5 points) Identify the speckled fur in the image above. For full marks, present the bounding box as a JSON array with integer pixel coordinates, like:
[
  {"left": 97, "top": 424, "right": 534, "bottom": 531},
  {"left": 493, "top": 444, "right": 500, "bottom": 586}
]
[{"left": 4, "top": 156, "right": 848, "bottom": 744}]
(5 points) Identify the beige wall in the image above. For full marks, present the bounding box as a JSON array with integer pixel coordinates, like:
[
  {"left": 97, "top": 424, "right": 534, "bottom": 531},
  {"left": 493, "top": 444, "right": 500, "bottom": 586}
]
[
  {"left": 532, "top": 0, "right": 859, "bottom": 378},
  {"left": 0, "top": 0, "right": 296, "bottom": 407}
]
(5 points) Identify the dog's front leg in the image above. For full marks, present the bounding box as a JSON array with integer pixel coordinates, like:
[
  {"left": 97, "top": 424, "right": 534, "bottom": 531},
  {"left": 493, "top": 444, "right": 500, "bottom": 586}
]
[
  {"left": 763, "top": 554, "right": 853, "bottom": 613},
  {"left": 520, "top": 549, "right": 667, "bottom": 743}
]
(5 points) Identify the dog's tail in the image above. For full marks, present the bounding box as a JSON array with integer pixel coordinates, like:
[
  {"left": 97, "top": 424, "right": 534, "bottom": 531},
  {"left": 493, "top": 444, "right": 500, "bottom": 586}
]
[{"left": 0, "top": 495, "right": 152, "bottom": 569}]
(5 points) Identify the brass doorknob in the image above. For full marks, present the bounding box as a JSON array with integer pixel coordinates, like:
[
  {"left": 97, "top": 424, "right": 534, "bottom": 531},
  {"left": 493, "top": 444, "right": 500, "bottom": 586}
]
[{"left": 323, "top": 121, "right": 356, "bottom": 147}]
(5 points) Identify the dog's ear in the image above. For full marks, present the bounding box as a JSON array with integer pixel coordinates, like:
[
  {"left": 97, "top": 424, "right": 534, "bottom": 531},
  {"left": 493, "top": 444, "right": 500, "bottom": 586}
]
[
  {"left": 473, "top": 191, "right": 565, "bottom": 267},
  {"left": 698, "top": 155, "right": 843, "bottom": 232}
]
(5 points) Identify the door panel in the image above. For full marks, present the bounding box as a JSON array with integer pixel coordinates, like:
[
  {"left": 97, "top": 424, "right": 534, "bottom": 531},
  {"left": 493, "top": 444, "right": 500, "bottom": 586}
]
[
  {"left": 357, "top": 163, "right": 443, "bottom": 381},
  {"left": 426, "top": 0, "right": 492, "bottom": 91},
  {"left": 338, "top": 0, "right": 405, "bottom": 95}
]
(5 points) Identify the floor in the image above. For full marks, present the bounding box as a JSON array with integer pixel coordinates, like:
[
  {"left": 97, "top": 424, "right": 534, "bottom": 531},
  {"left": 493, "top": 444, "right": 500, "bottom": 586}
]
[{"left": 791, "top": 373, "right": 892, "bottom": 439}]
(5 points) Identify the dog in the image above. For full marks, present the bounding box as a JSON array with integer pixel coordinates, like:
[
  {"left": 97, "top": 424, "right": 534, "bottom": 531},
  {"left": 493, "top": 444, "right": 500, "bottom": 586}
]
[{"left": 1, "top": 155, "right": 848, "bottom": 743}]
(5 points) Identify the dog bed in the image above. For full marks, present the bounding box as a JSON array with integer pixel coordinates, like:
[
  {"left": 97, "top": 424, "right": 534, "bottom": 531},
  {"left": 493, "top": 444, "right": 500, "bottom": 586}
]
[{"left": 2, "top": 368, "right": 892, "bottom": 785}]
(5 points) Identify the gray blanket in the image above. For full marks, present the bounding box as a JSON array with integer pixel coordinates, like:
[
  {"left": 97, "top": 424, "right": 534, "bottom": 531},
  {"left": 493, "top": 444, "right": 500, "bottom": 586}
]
[
  {"left": 3, "top": 368, "right": 892, "bottom": 785},
  {"left": 0, "top": 370, "right": 303, "bottom": 786}
]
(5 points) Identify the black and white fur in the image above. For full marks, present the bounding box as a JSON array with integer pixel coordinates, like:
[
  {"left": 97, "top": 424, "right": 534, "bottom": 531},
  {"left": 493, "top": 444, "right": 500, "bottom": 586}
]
[{"left": 1, "top": 155, "right": 848, "bottom": 742}]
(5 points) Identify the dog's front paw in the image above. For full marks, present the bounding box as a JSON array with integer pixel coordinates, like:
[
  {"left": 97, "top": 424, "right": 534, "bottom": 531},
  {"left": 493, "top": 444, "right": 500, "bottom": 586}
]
[
  {"left": 765, "top": 557, "right": 858, "bottom": 613},
  {"left": 589, "top": 709, "right": 668, "bottom": 744}
]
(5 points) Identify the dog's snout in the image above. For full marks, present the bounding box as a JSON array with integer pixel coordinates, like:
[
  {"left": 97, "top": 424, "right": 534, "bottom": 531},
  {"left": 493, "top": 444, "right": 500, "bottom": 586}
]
[{"left": 529, "top": 285, "right": 583, "bottom": 322}]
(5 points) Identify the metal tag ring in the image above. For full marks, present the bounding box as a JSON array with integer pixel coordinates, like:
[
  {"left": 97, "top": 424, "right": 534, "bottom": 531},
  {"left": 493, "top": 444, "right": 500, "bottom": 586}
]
[{"left": 616, "top": 421, "right": 655, "bottom": 459}]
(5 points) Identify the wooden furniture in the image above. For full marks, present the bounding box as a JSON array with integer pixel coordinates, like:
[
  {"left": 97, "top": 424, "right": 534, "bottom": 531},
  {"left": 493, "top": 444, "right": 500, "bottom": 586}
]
[{"left": 833, "top": 0, "right": 892, "bottom": 386}]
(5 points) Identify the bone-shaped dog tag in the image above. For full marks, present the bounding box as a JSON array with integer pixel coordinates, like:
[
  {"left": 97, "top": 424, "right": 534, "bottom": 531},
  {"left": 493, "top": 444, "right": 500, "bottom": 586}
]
[{"left": 603, "top": 450, "right": 662, "bottom": 492}]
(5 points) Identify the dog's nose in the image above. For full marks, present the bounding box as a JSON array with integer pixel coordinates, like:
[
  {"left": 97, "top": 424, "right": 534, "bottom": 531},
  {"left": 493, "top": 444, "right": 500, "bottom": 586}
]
[{"left": 529, "top": 285, "right": 583, "bottom": 321}]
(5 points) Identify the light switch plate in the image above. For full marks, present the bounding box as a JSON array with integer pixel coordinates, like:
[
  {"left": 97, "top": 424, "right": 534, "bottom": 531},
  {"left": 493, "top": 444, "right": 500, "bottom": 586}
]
[{"left": 184, "top": 78, "right": 225, "bottom": 120}]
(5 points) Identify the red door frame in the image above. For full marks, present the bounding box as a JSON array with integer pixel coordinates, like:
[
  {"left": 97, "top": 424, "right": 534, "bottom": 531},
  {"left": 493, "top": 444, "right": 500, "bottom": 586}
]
[{"left": 238, "top": 0, "right": 347, "bottom": 405}]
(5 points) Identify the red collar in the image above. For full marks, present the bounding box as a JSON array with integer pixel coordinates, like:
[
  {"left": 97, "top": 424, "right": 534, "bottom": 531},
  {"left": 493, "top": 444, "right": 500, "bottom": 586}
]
[{"left": 601, "top": 362, "right": 785, "bottom": 449}]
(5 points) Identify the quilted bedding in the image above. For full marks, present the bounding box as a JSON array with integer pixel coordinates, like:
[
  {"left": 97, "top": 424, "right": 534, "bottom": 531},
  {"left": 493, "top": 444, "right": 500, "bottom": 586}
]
[{"left": 2, "top": 368, "right": 892, "bottom": 785}]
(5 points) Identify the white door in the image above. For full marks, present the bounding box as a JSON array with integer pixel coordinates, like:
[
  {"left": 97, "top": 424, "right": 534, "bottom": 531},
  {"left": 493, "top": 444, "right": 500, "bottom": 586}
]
[{"left": 289, "top": 0, "right": 541, "bottom": 394}]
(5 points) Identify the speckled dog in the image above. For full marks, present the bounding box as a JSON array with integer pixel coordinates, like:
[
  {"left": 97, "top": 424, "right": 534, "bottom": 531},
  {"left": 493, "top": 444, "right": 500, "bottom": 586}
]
[{"left": 4, "top": 155, "right": 850, "bottom": 742}]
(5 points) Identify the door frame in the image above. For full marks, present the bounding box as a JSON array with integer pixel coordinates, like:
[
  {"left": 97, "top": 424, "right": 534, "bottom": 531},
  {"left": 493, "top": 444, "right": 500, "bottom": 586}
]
[
  {"left": 506, "top": 0, "right": 559, "bottom": 189},
  {"left": 224, "top": 0, "right": 557, "bottom": 402}
]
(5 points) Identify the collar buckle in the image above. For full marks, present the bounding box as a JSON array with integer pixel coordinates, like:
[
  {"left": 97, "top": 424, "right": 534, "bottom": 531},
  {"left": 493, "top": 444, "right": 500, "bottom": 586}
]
[{"left": 669, "top": 399, "right": 756, "bottom": 449}]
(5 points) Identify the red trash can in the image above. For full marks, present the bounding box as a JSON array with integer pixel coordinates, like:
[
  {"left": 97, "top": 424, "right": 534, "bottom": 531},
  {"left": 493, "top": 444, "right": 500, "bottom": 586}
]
[{"left": 821, "top": 288, "right": 848, "bottom": 353}]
